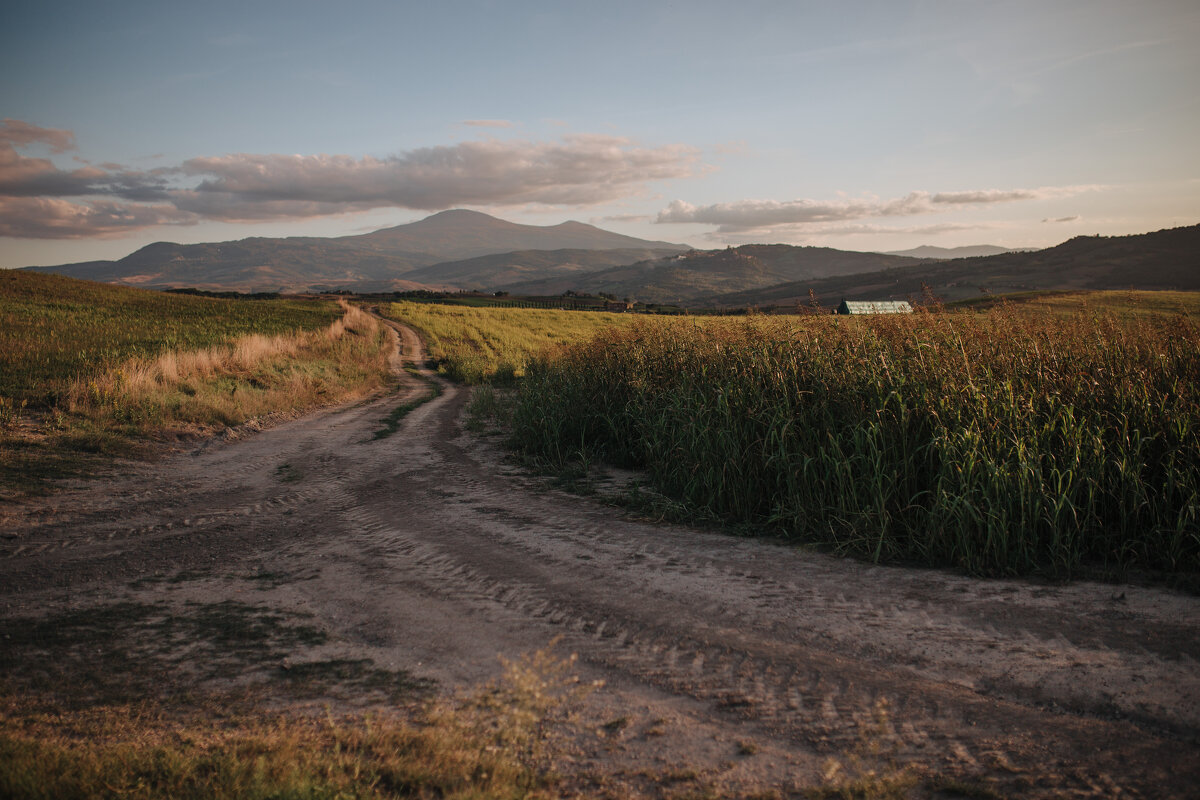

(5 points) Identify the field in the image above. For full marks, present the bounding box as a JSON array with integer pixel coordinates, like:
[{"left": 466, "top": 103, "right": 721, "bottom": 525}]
[
  {"left": 1, "top": 271, "right": 392, "bottom": 497},
  {"left": 510, "top": 296, "right": 1200, "bottom": 579},
  {"left": 379, "top": 300, "right": 637, "bottom": 383}
]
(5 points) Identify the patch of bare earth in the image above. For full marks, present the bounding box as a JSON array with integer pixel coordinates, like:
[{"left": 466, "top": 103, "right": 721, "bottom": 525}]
[{"left": 1, "top": 318, "right": 1197, "bottom": 798}]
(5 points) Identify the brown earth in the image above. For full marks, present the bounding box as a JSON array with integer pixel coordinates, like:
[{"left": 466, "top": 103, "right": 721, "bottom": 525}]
[{"left": 1, "top": 318, "right": 1197, "bottom": 798}]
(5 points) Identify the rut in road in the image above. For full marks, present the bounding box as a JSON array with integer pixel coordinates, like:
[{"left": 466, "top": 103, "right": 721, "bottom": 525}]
[{"left": 2, "top": 316, "right": 1197, "bottom": 798}]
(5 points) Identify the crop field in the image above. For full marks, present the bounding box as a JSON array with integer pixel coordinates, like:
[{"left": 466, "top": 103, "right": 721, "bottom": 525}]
[
  {"left": 379, "top": 300, "right": 638, "bottom": 383},
  {"left": 512, "top": 300, "right": 1200, "bottom": 579},
  {"left": 1, "top": 271, "right": 391, "bottom": 497},
  {"left": 951, "top": 288, "right": 1200, "bottom": 318}
]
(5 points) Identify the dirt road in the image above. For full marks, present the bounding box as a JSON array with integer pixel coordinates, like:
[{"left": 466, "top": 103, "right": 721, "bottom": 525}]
[{"left": 2, "top": 318, "right": 1197, "bottom": 797}]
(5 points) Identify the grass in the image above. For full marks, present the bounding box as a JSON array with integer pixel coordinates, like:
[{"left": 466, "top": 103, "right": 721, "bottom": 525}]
[
  {"left": 949, "top": 289, "right": 1200, "bottom": 318},
  {"left": 511, "top": 302, "right": 1200, "bottom": 579},
  {"left": 378, "top": 301, "right": 638, "bottom": 384},
  {"left": 1, "top": 270, "right": 340, "bottom": 407},
  {"left": 0, "top": 646, "right": 582, "bottom": 800},
  {"left": 374, "top": 369, "right": 443, "bottom": 439},
  {"left": 1, "top": 272, "right": 394, "bottom": 498}
]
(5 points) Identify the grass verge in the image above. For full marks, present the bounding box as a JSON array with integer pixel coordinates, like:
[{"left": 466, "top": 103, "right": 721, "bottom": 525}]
[{"left": 1, "top": 302, "right": 392, "bottom": 498}]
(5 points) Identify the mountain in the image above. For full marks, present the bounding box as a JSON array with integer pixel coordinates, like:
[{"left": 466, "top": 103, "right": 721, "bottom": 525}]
[
  {"left": 340, "top": 209, "right": 687, "bottom": 261},
  {"left": 707, "top": 224, "right": 1200, "bottom": 307},
  {"left": 884, "top": 244, "right": 1018, "bottom": 259},
  {"left": 505, "top": 244, "right": 925, "bottom": 303},
  {"left": 21, "top": 210, "right": 690, "bottom": 293}
]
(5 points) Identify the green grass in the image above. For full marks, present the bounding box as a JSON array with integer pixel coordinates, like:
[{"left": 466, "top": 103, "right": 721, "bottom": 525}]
[
  {"left": 378, "top": 301, "right": 638, "bottom": 383},
  {"left": 511, "top": 304, "right": 1200, "bottom": 579},
  {"left": 1, "top": 270, "right": 340, "bottom": 407},
  {"left": 949, "top": 289, "right": 1200, "bottom": 318},
  {"left": 1, "top": 273, "right": 394, "bottom": 498}
]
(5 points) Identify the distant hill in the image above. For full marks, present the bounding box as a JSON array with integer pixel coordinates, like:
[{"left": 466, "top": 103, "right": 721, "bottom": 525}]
[
  {"left": 344, "top": 209, "right": 688, "bottom": 261},
  {"left": 22, "top": 209, "right": 690, "bottom": 293},
  {"left": 883, "top": 244, "right": 1018, "bottom": 259},
  {"left": 706, "top": 224, "right": 1200, "bottom": 308},
  {"left": 403, "top": 248, "right": 686, "bottom": 290},
  {"left": 506, "top": 244, "right": 924, "bottom": 303}
]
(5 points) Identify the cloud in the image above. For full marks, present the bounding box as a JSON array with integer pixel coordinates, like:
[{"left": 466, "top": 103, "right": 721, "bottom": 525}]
[
  {"left": 1043, "top": 215, "right": 1080, "bottom": 223},
  {"left": 0, "top": 196, "right": 193, "bottom": 239},
  {"left": 595, "top": 213, "right": 653, "bottom": 224},
  {"left": 175, "top": 136, "right": 700, "bottom": 219},
  {"left": 699, "top": 221, "right": 990, "bottom": 245},
  {"left": 0, "top": 121, "right": 702, "bottom": 239},
  {"left": 461, "top": 119, "right": 516, "bottom": 128},
  {"left": 657, "top": 186, "right": 1100, "bottom": 232},
  {"left": 0, "top": 119, "right": 76, "bottom": 153}
]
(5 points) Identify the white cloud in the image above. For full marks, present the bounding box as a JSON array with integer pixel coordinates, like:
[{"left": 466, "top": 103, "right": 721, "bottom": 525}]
[{"left": 657, "top": 186, "right": 1102, "bottom": 232}]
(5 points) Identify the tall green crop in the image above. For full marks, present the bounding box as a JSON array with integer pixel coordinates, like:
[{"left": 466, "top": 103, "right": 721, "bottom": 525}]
[{"left": 512, "top": 309, "right": 1200, "bottom": 577}]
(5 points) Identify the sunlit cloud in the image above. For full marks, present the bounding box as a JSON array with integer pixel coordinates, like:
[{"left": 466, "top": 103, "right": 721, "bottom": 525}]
[
  {"left": 699, "top": 221, "right": 990, "bottom": 245},
  {"left": 175, "top": 136, "right": 699, "bottom": 218},
  {"left": 594, "top": 213, "right": 653, "bottom": 224},
  {"left": 657, "top": 186, "right": 1102, "bottom": 232},
  {"left": 0, "top": 196, "right": 194, "bottom": 239},
  {"left": 461, "top": 119, "right": 516, "bottom": 128},
  {"left": 1, "top": 121, "right": 702, "bottom": 238},
  {"left": 0, "top": 119, "right": 76, "bottom": 153}
]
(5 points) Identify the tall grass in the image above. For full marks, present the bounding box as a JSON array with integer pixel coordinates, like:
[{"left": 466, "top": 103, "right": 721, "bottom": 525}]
[
  {"left": 379, "top": 301, "right": 636, "bottom": 383},
  {"left": 64, "top": 302, "right": 390, "bottom": 431},
  {"left": 512, "top": 308, "right": 1200, "bottom": 577}
]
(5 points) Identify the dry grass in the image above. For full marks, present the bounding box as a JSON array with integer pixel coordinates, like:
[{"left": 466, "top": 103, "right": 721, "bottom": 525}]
[
  {"left": 0, "top": 648, "right": 584, "bottom": 800},
  {"left": 1, "top": 301, "right": 393, "bottom": 498}
]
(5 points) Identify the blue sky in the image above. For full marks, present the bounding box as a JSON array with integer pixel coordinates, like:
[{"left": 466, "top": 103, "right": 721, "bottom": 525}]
[{"left": 2, "top": 0, "right": 1197, "bottom": 267}]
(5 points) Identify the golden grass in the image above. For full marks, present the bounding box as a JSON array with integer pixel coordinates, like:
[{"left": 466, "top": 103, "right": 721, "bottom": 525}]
[
  {"left": 379, "top": 301, "right": 638, "bottom": 383},
  {"left": 0, "top": 648, "right": 582, "bottom": 800},
  {"left": 1, "top": 302, "right": 393, "bottom": 497}
]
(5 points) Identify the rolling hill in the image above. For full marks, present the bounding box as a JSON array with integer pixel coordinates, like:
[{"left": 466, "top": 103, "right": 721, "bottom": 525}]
[
  {"left": 707, "top": 224, "right": 1200, "bottom": 308},
  {"left": 505, "top": 244, "right": 925, "bottom": 303}
]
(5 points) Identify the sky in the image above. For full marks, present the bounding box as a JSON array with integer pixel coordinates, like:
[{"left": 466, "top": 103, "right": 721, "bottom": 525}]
[{"left": 2, "top": 0, "right": 1198, "bottom": 268}]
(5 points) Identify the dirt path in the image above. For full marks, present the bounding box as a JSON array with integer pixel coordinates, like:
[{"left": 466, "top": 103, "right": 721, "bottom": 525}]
[{"left": 2, "top": 317, "right": 1197, "bottom": 798}]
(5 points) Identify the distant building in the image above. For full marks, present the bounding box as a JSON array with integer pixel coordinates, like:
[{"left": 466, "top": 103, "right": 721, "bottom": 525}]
[{"left": 835, "top": 300, "right": 914, "bottom": 315}]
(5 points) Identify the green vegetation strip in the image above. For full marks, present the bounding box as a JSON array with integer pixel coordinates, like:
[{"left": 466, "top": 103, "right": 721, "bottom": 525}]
[
  {"left": 373, "top": 370, "right": 443, "bottom": 439},
  {"left": 378, "top": 301, "right": 637, "bottom": 384},
  {"left": 511, "top": 308, "right": 1200, "bottom": 579}
]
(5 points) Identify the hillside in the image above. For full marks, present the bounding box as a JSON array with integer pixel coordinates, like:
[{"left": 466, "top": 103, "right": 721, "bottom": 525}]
[
  {"left": 22, "top": 209, "right": 689, "bottom": 293},
  {"left": 506, "top": 244, "right": 923, "bottom": 303},
  {"left": 402, "top": 247, "right": 685, "bottom": 290},
  {"left": 707, "top": 224, "right": 1200, "bottom": 307}
]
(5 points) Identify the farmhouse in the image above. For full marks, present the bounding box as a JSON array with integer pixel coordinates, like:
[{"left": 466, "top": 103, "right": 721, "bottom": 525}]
[{"left": 836, "top": 299, "right": 914, "bottom": 315}]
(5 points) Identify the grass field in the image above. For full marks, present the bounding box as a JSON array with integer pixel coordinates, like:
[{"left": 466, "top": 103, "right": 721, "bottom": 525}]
[
  {"left": 379, "top": 300, "right": 638, "bottom": 383},
  {"left": 1, "top": 271, "right": 392, "bottom": 497},
  {"left": 1, "top": 270, "right": 343, "bottom": 408},
  {"left": 511, "top": 297, "right": 1200, "bottom": 580}
]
